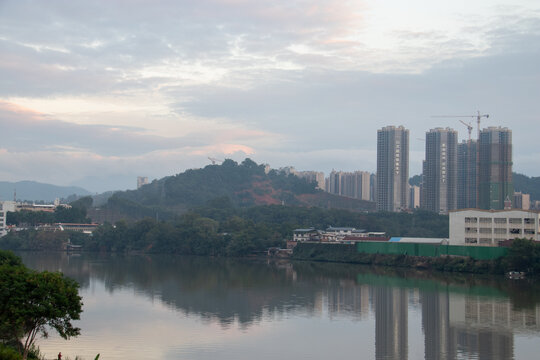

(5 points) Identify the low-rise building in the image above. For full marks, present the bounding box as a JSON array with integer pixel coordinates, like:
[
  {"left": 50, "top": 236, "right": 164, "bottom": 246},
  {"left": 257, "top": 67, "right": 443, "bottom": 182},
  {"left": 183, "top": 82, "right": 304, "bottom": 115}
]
[
  {"left": 514, "top": 192, "right": 531, "bottom": 210},
  {"left": 389, "top": 237, "right": 446, "bottom": 244},
  {"left": 293, "top": 227, "right": 387, "bottom": 244},
  {"left": 293, "top": 228, "right": 319, "bottom": 242},
  {"left": 449, "top": 209, "right": 540, "bottom": 246}
]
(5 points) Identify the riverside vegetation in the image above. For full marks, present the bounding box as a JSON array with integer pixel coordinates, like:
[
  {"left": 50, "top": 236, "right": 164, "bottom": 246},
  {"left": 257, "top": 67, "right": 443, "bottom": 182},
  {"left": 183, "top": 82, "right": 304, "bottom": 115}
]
[
  {"left": 0, "top": 250, "right": 83, "bottom": 360},
  {"left": 291, "top": 240, "right": 540, "bottom": 276},
  {"left": 1, "top": 159, "right": 539, "bottom": 276},
  {"left": 1, "top": 200, "right": 448, "bottom": 256}
]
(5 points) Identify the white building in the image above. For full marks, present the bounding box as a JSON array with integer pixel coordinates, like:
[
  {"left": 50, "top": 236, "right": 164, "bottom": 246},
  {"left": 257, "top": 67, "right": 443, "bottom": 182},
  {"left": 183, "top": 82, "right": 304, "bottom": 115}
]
[
  {"left": 0, "top": 205, "right": 6, "bottom": 237},
  {"left": 0, "top": 201, "right": 15, "bottom": 237},
  {"left": 293, "top": 228, "right": 318, "bottom": 242},
  {"left": 137, "top": 176, "right": 149, "bottom": 189},
  {"left": 449, "top": 209, "right": 540, "bottom": 246}
]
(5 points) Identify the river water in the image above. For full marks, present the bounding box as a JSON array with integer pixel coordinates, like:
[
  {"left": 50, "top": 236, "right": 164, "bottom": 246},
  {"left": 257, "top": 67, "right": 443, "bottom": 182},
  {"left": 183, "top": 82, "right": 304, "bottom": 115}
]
[{"left": 19, "top": 252, "right": 540, "bottom": 360}]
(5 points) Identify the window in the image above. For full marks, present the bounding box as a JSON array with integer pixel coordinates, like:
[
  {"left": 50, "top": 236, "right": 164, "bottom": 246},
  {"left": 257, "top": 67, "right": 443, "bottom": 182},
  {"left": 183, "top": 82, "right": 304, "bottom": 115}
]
[
  {"left": 509, "top": 218, "right": 522, "bottom": 224},
  {"left": 479, "top": 238, "right": 492, "bottom": 244},
  {"left": 479, "top": 228, "right": 492, "bottom": 234},
  {"left": 465, "top": 238, "right": 478, "bottom": 244},
  {"left": 524, "top": 218, "right": 535, "bottom": 224},
  {"left": 524, "top": 229, "right": 536, "bottom": 235},
  {"left": 494, "top": 228, "right": 507, "bottom": 234},
  {"left": 465, "top": 227, "right": 478, "bottom": 234},
  {"left": 479, "top": 217, "right": 492, "bottom": 223},
  {"left": 465, "top": 217, "right": 478, "bottom": 223},
  {"left": 510, "top": 228, "right": 522, "bottom": 234},
  {"left": 494, "top": 218, "right": 507, "bottom": 224}
]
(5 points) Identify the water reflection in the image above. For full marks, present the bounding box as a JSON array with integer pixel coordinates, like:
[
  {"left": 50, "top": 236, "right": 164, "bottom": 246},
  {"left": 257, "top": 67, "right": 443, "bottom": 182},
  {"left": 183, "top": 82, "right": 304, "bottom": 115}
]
[{"left": 19, "top": 252, "right": 540, "bottom": 360}]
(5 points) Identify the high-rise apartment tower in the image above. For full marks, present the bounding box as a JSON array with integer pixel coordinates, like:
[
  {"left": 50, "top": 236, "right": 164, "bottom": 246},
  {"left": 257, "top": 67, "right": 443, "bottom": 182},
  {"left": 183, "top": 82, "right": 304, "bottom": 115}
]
[
  {"left": 457, "top": 140, "right": 478, "bottom": 209},
  {"left": 377, "top": 126, "right": 409, "bottom": 212},
  {"left": 423, "top": 128, "right": 458, "bottom": 214},
  {"left": 478, "top": 127, "right": 513, "bottom": 210}
]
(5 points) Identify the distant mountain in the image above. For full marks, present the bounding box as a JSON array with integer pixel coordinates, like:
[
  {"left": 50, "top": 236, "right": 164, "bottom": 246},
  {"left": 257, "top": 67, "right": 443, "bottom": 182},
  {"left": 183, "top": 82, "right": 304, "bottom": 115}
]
[
  {"left": 0, "top": 181, "right": 92, "bottom": 202},
  {"left": 97, "top": 159, "right": 374, "bottom": 221},
  {"left": 70, "top": 174, "right": 137, "bottom": 193}
]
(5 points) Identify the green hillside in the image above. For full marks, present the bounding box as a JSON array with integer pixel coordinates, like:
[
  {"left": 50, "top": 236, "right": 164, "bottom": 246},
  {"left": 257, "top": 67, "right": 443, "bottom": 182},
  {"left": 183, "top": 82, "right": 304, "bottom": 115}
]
[
  {"left": 98, "top": 159, "right": 374, "bottom": 221},
  {"left": 513, "top": 173, "right": 540, "bottom": 201},
  {"left": 409, "top": 172, "right": 540, "bottom": 202}
]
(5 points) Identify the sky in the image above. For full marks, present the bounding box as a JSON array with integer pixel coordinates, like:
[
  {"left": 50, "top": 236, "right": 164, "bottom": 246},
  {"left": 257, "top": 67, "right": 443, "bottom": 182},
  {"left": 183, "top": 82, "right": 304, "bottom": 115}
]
[{"left": 1, "top": 0, "right": 539, "bottom": 193}]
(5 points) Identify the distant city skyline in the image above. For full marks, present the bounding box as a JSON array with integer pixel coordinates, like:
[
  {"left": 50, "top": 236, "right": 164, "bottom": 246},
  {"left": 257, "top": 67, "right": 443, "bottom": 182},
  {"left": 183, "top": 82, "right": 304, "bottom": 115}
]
[{"left": 1, "top": 1, "right": 539, "bottom": 192}]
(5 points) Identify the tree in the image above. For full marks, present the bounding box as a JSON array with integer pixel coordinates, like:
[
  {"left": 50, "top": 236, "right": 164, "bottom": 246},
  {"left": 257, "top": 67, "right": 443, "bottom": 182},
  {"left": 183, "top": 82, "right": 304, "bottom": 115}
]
[
  {"left": 0, "top": 257, "right": 83, "bottom": 360},
  {"left": 506, "top": 238, "right": 540, "bottom": 273}
]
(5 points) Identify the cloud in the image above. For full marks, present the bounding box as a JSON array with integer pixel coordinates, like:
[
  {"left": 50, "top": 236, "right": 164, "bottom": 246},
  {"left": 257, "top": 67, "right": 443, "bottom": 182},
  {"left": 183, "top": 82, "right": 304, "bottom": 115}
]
[
  {"left": 1, "top": 0, "right": 540, "bottom": 191},
  {"left": 0, "top": 100, "right": 278, "bottom": 189}
]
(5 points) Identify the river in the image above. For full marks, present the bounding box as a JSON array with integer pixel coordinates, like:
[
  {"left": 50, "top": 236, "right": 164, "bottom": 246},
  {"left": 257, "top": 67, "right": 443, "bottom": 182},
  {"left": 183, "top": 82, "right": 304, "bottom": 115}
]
[{"left": 19, "top": 252, "right": 540, "bottom": 360}]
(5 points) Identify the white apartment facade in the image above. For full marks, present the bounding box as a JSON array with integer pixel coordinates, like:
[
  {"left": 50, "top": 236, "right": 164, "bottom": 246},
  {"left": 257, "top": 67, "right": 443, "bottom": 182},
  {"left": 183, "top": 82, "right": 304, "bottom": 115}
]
[
  {"left": 449, "top": 209, "right": 540, "bottom": 246},
  {"left": 0, "top": 204, "right": 6, "bottom": 237},
  {"left": 0, "top": 201, "right": 16, "bottom": 237}
]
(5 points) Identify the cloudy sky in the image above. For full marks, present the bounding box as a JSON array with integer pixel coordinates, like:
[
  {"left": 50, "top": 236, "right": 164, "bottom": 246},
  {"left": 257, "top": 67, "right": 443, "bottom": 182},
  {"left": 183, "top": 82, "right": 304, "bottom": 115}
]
[{"left": 1, "top": 0, "right": 539, "bottom": 192}]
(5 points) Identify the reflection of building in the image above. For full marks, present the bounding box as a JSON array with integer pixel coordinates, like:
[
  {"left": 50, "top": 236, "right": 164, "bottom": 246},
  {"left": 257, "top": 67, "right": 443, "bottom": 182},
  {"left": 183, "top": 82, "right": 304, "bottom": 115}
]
[
  {"left": 452, "top": 296, "right": 540, "bottom": 334},
  {"left": 374, "top": 287, "right": 408, "bottom": 360},
  {"left": 377, "top": 126, "right": 409, "bottom": 212},
  {"left": 449, "top": 295, "right": 521, "bottom": 360},
  {"left": 449, "top": 209, "right": 540, "bottom": 245},
  {"left": 421, "top": 291, "right": 455, "bottom": 360},
  {"left": 327, "top": 283, "right": 370, "bottom": 319}
]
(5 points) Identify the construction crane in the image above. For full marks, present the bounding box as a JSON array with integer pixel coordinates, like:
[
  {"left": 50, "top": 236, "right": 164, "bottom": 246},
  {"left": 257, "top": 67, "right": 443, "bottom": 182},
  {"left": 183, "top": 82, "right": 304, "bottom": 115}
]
[
  {"left": 431, "top": 111, "right": 489, "bottom": 138},
  {"left": 459, "top": 120, "right": 474, "bottom": 141},
  {"left": 208, "top": 157, "right": 223, "bottom": 165}
]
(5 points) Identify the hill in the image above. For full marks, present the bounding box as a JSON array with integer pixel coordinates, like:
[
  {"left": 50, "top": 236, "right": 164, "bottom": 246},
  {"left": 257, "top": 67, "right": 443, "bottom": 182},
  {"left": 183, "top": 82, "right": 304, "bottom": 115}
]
[
  {"left": 409, "top": 172, "right": 540, "bottom": 202},
  {"left": 513, "top": 173, "right": 540, "bottom": 201},
  {"left": 95, "top": 159, "right": 375, "bottom": 221},
  {"left": 0, "top": 181, "right": 91, "bottom": 202}
]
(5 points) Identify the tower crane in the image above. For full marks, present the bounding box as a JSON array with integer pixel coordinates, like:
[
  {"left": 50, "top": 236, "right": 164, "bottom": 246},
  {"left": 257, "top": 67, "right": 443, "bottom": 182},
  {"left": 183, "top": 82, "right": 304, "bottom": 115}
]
[
  {"left": 431, "top": 111, "right": 489, "bottom": 138},
  {"left": 459, "top": 120, "right": 474, "bottom": 142}
]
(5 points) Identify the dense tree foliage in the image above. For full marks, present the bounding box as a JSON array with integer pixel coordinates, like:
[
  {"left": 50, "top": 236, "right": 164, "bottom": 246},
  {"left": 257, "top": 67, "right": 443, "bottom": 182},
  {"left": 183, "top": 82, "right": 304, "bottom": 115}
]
[
  {"left": 409, "top": 174, "right": 422, "bottom": 186},
  {"left": 0, "top": 230, "right": 70, "bottom": 251},
  {"left": 7, "top": 205, "right": 90, "bottom": 226},
  {"left": 196, "top": 203, "right": 449, "bottom": 238},
  {"left": 104, "top": 159, "right": 324, "bottom": 217},
  {"left": 1, "top": 203, "right": 449, "bottom": 255},
  {"left": 504, "top": 239, "right": 540, "bottom": 273},
  {"left": 0, "top": 251, "right": 82, "bottom": 360}
]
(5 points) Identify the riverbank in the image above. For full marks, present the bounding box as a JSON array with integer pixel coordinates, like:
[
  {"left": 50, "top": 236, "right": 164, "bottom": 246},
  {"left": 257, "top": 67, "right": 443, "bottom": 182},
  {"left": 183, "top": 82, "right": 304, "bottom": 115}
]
[{"left": 291, "top": 242, "right": 507, "bottom": 275}]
